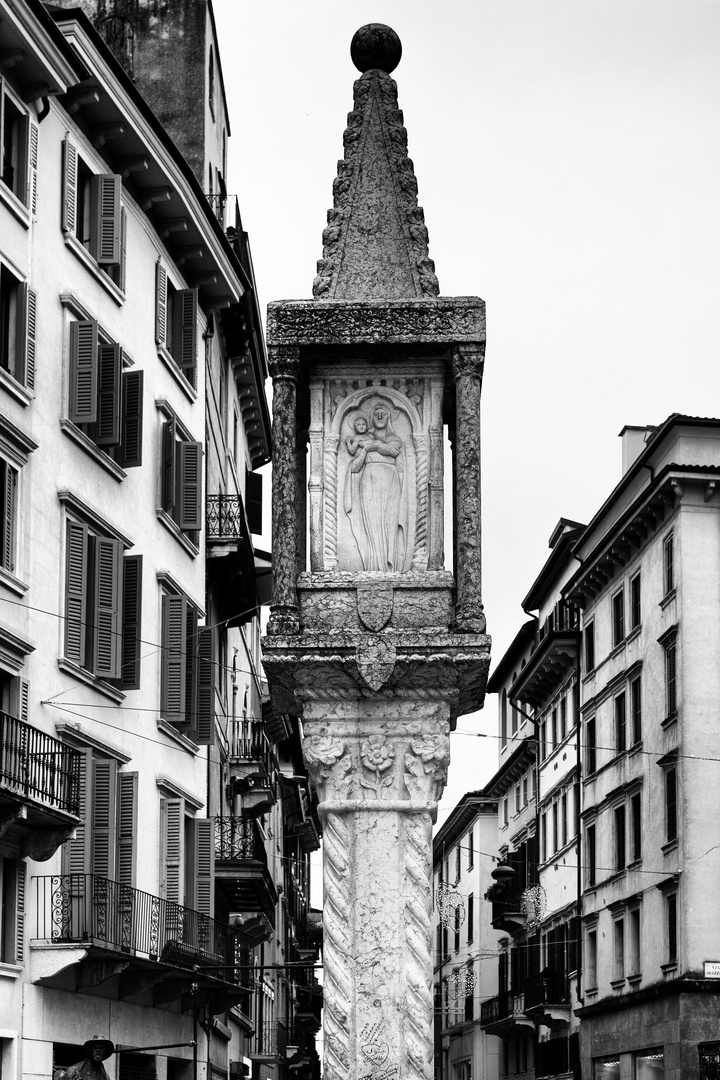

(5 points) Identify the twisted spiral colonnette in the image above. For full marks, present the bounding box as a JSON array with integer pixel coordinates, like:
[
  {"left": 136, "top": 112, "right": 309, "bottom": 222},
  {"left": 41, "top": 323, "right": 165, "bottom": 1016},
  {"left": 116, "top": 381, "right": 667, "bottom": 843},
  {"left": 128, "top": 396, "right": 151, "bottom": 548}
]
[
  {"left": 324, "top": 448, "right": 338, "bottom": 566},
  {"left": 403, "top": 813, "right": 434, "bottom": 1080},
  {"left": 323, "top": 811, "right": 353, "bottom": 1080},
  {"left": 413, "top": 449, "right": 429, "bottom": 566}
]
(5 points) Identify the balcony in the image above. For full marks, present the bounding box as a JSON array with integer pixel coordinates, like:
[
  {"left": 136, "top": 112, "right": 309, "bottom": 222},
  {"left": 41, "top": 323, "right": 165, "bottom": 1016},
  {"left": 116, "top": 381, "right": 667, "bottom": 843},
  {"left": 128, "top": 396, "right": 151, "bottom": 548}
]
[
  {"left": 214, "top": 816, "right": 278, "bottom": 933},
  {"left": 0, "top": 712, "right": 81, "bottom": 857},
  {"left": 252, "top": 1020, "right": 288, "bottom": 1063},
  {"left": 524, "top": 970, "right": 571, "bottom": 1028},
  {"left": 535, "top": 1033, "right": 579, "bottom": 1077},
  {"left": 487, "top": 888, "right": 527, "bottom": 933},
  {"left": 33, "top": 874, "right": 250, "bottom": 1013},
  {"left": 206, "top": 494, "right": 269, "bottom": 627},
  {"left": 228, "top": 718, "right": 277, "bottom": 816},
  {"left": 510, "top": 603, "right": 579, "bottom": 709},
  {"left": 480, "top": 991, "right": 534, "bottom": 1036}
]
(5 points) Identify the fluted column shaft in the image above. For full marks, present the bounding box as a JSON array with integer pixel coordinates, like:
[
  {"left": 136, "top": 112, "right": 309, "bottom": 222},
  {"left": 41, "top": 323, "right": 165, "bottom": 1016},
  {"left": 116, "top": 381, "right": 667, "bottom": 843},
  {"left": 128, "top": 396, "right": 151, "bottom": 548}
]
[
  {"left": 267, "top": 346, "right": 301, "bottom": 635},
  {"left": 452, "top": 343, "right": 486, "bottom": 633}
]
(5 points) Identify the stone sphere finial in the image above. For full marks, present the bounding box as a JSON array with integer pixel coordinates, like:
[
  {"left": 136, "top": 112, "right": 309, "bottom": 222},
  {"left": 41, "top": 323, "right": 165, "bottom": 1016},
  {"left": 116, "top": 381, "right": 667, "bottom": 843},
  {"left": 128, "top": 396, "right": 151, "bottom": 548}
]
[{"left": 350, "top": 24, "right": 402, "bottom": 74}]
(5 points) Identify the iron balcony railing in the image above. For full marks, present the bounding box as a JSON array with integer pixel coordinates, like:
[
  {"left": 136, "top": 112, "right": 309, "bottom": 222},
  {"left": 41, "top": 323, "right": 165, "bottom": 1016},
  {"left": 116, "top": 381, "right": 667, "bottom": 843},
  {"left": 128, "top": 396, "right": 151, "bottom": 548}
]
[
  {"left": 480, "top": 991, "right": 511, "bottom": 1026},
  {"left": 206, "top": 494, "right": 245, "bottom": 540},
  {"left": 524, "top": 970, "right": 569, "bottom": 1010},
  {"left": 0, "top": 711, "right": 81, "bottom": 816},
  {"left": 229, "top": 718, "right": 271, "bottom": 765},
  {"left": 214, "top": 815, "right": 267, "bottom": 864},
  {"left": 254, "top": 1020, "right": 287, "bottom": 1059},
  {"left": 34, "top": 874, "right": 245, "bottom": 982}
]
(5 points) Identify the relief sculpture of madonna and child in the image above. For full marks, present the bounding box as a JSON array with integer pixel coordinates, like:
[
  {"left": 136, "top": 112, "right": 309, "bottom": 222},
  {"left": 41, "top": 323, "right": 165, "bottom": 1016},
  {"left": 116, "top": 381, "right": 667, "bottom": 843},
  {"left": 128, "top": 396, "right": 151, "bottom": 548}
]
[{"left": 335, "top": 395, "right": 418, "bottom": 573}]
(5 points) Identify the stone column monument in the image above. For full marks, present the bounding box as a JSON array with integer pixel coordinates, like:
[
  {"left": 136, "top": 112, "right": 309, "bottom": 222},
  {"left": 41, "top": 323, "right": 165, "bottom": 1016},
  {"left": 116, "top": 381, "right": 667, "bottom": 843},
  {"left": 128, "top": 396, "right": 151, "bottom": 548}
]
[{"left": 263, "top": 25, "right": 490, "bottom": 1080}]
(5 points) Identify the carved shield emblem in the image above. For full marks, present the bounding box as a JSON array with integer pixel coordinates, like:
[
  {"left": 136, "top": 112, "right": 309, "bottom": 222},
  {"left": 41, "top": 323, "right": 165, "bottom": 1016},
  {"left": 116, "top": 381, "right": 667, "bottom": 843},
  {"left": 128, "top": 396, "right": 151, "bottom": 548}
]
[
  {"left": 356, "top": 638, "right": 396, "bottom": 691},
  {"left": 357, "top": 584, "right": 393, "bottom": 632}
]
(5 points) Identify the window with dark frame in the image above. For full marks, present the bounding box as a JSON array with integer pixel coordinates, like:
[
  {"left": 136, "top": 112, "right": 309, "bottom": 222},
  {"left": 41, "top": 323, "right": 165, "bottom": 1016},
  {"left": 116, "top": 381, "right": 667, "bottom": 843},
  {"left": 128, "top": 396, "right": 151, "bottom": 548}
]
[
  {"left": 614, "top": 804, "right": 626, "bottom": 871},
  {"left": 62, "top": 139, "right": 122, "bottom": 273},
  {"left": 612, "top": 588, "right": 625, "bottom": 647},
  {"left": 1, "top": 81, "right": 36, "bottom": 208},
  {"left": 615, "top": 692, "right": 627, "bottom": 753},
  {"left": 631, "top": 792, "right": 642, "bottom": 862},
  {"left": 586, "top": 717, "right": 596, "bottom": 774},
  {"left": 666, "top": 893, "right": 677, "bottom": 964},
  {"left": 629, "top": 907, "right": 641, "bottom": 975},
  {"left": 613, "top": 917, "right": 625, "bottom": 981},
  {"left": 467, "top": 893, "right": 474, "bottom": 944},
  {"left": 631, "top": 675, "right": 642, "bottom": 744},
  {"left": 665, "top": 642, "right": 677, "bottom": 717},
  {"left": 630, "top": 572, "right": 641, "bottom": 629},
  {"left": 584, "top": 622, "right": 595, "bottom": 673},
  {"left": 663, "top": 533, "right": 674, "bottom": 596},
  {"left": 665, "top": 766, "right": 677, "bottom": 843},
  {"left": 586, "top": 823, "right": 596, "bottom": 887},
  {"left": 0, "top": 457, "right": 17, "bottom": 574}
]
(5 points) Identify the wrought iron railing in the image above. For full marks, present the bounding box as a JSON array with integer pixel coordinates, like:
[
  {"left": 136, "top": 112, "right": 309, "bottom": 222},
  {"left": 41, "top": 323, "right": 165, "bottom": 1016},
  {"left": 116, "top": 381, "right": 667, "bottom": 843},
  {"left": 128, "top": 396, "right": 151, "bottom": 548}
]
[
  {"left": 254, "top": 1020, "right": 287, "bottom": 1058},
  {"left": 480, "top": 991, "right": 511, "bottom": 1026},
  {"left": 524, "top": 970, "right": 569, "bottom": 1010},
  {"left": 229, "top": 717, "right": 270, "bottom": 763},
  {"left": 0, "top": 711, "right": 81, "bottom": 815},
  {"left": 214, "top": 816, "right": 266, "bottom": 863},
  {"left": 34, "top": 874, "right": 245, "bottom": 982},
  {"left": 490, "top": 889, "right": 526, "bottom": 925},
  {"left": 206, "top": 494, "right": 244, "bottom": 540}
]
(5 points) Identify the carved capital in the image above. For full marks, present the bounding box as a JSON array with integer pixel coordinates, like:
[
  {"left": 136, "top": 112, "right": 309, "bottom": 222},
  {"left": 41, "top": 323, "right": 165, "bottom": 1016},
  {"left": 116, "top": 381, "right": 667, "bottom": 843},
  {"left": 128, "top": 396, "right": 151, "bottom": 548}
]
[
  {"left": 451, "top": 343, "right": 485, "bottom": 381},
  {"left": 403, "top": 731, "right": 450, "bottom": 802},
  {"left": 266, "top": 605, "right": 300, "bottom": 637},
  {"left": 268, "top": 345, "right": 301, "bottom": 381},
  {"left": 303, "top": 735, "right": 352, "bottom": 802}
]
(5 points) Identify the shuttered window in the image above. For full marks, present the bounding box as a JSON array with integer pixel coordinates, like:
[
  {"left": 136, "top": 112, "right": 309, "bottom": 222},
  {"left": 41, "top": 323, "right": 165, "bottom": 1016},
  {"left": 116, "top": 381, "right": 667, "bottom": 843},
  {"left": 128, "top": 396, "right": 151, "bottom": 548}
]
[
  {"left": 0, "top": 857, "right": 25, "bottom": 964},
  {"left": 155, "top": 264, "right": 198, "bottom": 388},
  {"left": 162, "top": 416, "right": 202, "bottom": 534},
  {"left": 0, "top": 79, "right": 35, "bottom": 209},
  {"left": 160, "top": 592, "right": 215, "bottom": 745},
  {"left": 64, "top": 519, "right": 140, "bottom": 682},
  {"left": 246, "top": 470, "right": 263, "bottom": 535},
  {"left": 160, "top": 796, "right": 184, "bottom": 906},
  {"left": 62, "top": 754, "right": 137, "bottom": 888},
  {"left": 665, "top": 767, "right": 677, "bottom": 843},
  {"left": 62, "top": 138, "right": 122, "bottom": 269},
  {"left": 665, "top": 642, "right": 677, "bottom": 717},
  {"left": 0, "top": 458, "right": 17, "bottom": 573},
  {"left": 194, "top": 818, "right": 215, "bottom": 915},
  {"left": 68, "top": 319, "right": 143, "bottom": 465},
  {"left": 1, "top": 264, "right": 35, "bottom": 389}
]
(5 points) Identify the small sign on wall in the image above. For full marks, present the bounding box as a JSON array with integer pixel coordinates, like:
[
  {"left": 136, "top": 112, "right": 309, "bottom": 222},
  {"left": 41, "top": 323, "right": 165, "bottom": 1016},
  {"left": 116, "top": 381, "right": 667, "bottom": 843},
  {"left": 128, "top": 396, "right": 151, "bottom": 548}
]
[{"left": 703, "top": 961, "right": 720, "bottom": 979}]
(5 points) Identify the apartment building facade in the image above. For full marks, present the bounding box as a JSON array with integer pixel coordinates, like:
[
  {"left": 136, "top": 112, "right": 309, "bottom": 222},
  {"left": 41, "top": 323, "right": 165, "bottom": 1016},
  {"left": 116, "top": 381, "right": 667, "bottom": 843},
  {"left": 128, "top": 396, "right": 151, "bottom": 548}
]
[
  {"left": 433, "top": 793, "right": 501, "bottom": 1080},
  {"left": 0, "top": 2, "right": 320, "bottom": 1078},
  {"left": 477, "top": 416, "right": 720, "bottom": 1080}
]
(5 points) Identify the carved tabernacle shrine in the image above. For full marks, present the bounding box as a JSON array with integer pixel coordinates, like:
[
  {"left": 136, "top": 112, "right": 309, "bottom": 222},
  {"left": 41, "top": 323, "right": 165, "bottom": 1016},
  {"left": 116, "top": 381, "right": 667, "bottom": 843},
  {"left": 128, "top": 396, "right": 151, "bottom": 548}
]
[{"left": 262, "top": 24, "right": 491, "bottom": 1080}]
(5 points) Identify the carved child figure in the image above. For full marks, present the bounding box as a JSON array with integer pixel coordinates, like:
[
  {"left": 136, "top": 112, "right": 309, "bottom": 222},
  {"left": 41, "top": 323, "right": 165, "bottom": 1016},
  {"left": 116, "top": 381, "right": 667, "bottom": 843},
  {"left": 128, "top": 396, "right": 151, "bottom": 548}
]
[{"left": 346, "top": 412, "right": 374, "bottom": 472}]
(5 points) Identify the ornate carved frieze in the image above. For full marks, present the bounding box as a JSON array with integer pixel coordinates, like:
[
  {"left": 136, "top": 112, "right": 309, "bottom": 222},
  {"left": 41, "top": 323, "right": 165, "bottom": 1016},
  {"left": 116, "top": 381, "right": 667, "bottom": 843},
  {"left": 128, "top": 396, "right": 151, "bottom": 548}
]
[{"left": 267, "top": 298, "right": 486, "bottom": 347}]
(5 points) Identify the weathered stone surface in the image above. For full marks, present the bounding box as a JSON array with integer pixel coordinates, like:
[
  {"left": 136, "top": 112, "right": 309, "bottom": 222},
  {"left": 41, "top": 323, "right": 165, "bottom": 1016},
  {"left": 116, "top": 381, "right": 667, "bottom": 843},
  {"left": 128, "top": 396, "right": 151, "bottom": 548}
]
[
  {"left": 312, "top": 61, "right": 438, "bottom": 301},
  {"left": 297, "top": 572, "right": 455, "bottom": 632},
  {"left": 350, "top": 23, "right": 402, "bottom": 74},
  {"left": 267, "top": 297, "right": 485, "bottom": 347},
  {"left": 452, "top": 344, "right": 486, "bottom": 633}
]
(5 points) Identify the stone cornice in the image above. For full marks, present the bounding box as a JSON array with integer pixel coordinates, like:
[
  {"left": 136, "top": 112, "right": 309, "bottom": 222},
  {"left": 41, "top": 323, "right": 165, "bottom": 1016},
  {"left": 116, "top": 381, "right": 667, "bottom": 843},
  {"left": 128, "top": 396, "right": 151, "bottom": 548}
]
[{"left": 267, "top": 297, "right": 486, "bottom": 347}]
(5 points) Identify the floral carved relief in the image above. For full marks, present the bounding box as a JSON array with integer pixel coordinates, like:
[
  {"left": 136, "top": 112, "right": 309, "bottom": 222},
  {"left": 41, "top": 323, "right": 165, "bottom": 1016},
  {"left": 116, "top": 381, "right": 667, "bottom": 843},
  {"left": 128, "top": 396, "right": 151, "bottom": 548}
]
[
  {"left": 359, "top": 734, "right": 396, "bottom": 799},
  {"left": 403, "top": 732, "right": 450, "bottom": 802}
]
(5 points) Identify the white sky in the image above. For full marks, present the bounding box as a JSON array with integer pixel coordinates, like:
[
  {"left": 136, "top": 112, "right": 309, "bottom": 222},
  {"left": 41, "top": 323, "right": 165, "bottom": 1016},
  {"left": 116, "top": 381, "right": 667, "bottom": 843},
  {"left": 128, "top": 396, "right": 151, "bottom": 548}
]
[{"left": 212, "top": 0, "right": 720, "bottom": 824}]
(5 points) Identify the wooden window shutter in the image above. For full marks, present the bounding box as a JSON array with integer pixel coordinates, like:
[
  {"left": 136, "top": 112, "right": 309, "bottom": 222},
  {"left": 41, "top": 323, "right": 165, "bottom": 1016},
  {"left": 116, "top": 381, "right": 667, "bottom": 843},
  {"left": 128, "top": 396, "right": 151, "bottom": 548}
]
[
  {"left": 65, "top": 519, "right": 88, "bottom": 664},
  {"left": 195, "top": 627, "right": 215, "bottom": 745},
  {"left": 91, "top": 757, "right": 117, "bottom": 879},
  {"left": 95, "top": 342, "right": 122, "bottom": 446},
  {"left": 69, "top": 319, "right": 98, "bottom": 425},
  {"left": 120, "top": 554, "right": 142, "bottom": 690},
  {"left": 178, "top": 441, "right": 202, "bottom": 531},
  {"left": 246, "top": 470, "right": 263, "bottom": 535},
  {"left": 28, "top": 119, "right": 38, "bottom": 215},
  {"left": 120, "top": 369, "right": 143, "bottom": 468},
  {"left": 119, "top": 205, "right": 127, "bottom": 292},
  {"left": 160, "top": 796, "right": 184, "bottom": 905},
  {"left": 161, "top": 593, "right": 187, "bottom": 723},
  {"left": 193, "top": 818, "right": 215, "bottom": 915},
  {"left": 62, "top": 136, "right": 78, "bottom": 234},
  {"left": 92, "top": 536, "right": 123, "bottom": 680},
  {"left": 1, "top": 460, "right": 16, "bottom": 573},
  {"left": 15, "top": 860, "right": 26, "bottom": 964},
  {"left": 90, "top": 174, "right": 121, "bottom": 265},
  {"left": 666, "top": 767, "right": 677, "bottom": 841},
  {"left": 174, "top": 288, "right": 197, "bottom": 385},
  {"left": 155, "top": 262, "right": 167, "bottom": 347},
  {"left": 162, "top": 415, "right": 176, "bottom": 512},
  {"left": 117, "top": 771, "right": 138, "bottom": 887},
  {"left": 64, "top": 747, "right": 92, "bottom": 877},
  {"left": 184, "top": 602, "right": 198, "bottom": 736},
  {"left": 16, "top": 282, "right": 36, "bottom": 390}
]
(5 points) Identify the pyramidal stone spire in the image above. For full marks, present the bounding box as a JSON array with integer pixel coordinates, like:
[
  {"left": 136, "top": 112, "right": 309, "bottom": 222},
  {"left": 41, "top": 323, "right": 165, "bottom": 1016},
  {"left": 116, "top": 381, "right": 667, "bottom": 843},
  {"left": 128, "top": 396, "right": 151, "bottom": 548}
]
[{"left": 313, "top": 24, "right": 440, "bottom": 300}]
